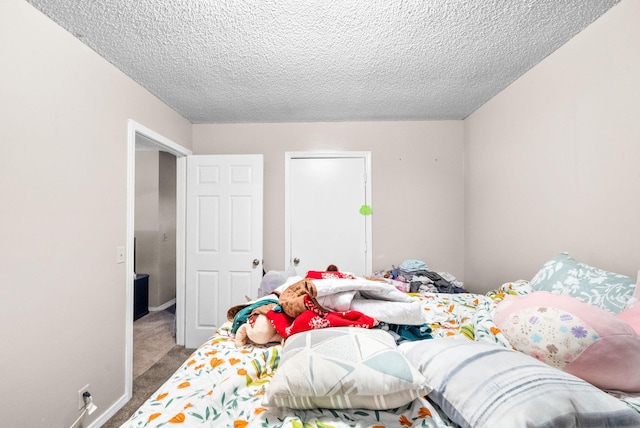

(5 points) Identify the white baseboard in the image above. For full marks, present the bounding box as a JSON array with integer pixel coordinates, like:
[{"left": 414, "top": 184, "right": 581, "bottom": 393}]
[
  {"left": 149, "top": 298, "right": 176, "bottom": 312},
  {"left": 87, "top": 390, "right": 130, "bottom": 428}
]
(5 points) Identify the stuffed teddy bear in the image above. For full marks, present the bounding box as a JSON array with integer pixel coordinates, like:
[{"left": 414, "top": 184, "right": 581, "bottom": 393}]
[
  {"left": 278, "top": 278, "right": 324, "bottom": 318},
  {"left": 234, "top": 305, "right": 283, "bottom": 347}
]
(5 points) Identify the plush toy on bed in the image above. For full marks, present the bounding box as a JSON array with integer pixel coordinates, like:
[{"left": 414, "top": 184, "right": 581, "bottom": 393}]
[{"left": 234, "top": 304, "right": 283, "bottom": 347}]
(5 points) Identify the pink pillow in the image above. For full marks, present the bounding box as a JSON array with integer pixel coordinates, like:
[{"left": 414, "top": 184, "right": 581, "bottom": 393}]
[
  {"left": 617, "top": 306, "right": 640, "bottom": 335},
  {"left": 494, "top": 291, "right": 640, "bottom": 393}
]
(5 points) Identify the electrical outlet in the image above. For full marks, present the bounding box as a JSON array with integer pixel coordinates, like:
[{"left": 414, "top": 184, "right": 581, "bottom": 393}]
[{"left": 78, "top": 384, "right": 90, "bottom": 410}]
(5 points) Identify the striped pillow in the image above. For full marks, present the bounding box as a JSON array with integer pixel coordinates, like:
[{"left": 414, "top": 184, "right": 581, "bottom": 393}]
[{"left": 400, "top": 339, "right": 640, "bottom": 428}]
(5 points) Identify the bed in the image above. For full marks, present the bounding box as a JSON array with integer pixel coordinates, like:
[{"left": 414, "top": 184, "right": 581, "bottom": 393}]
[{"left": 120, "top": 253, "right": 640, "bottom": 428}]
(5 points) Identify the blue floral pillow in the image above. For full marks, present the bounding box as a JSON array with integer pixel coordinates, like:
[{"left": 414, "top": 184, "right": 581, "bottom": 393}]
[{"left": 529, "top": 252, "right": 636, "bottom": 314}]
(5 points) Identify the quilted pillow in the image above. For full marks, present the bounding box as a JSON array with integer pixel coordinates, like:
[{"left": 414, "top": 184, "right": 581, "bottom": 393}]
[
  {"left": 262, "top": 327, "right": 431, "bottom": 410},
  {"left": 529, "top": 252, "right": 636, "bottom": 313},
  {"left": 400, "top": 339, "right": 640, "bottom": 428},
  {"left": 494, "top": 291, "right": 640, "bottom": 393}
]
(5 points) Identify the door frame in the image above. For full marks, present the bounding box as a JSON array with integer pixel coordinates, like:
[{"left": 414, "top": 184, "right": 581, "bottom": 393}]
[
  {"left": 284, "top": 151, "right": 372, "bottom": 275},
  {"left": 125, "top": 120, "right": 192, "bottom": 400}
]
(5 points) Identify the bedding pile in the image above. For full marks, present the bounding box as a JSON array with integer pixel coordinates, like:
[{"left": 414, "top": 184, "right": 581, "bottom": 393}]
[
  {"left": 373, "top": 260, "right": 466, "bottom": 294},
  {"left": 121, "top": 253, "right": 640, "bottom": 428}
]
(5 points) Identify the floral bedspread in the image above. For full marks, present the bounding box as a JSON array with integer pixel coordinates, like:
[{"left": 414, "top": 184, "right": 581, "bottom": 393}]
[
  {"left": 414, "top": 282, "right": 526, "bottom": 347},
  {"left": 120, "top": 284, "right": 528, "bottom": 428},
  {"left": 121, "top": 328, "right": 456, "bottom": 427}
]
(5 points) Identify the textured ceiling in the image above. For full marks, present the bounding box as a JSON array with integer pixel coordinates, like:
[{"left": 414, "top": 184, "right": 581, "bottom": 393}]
[{"left": 26, "top": 0, "right": 620, "bottom": 124}]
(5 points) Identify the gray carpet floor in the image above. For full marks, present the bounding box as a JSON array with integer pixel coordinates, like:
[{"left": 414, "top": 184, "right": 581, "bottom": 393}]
[
  {"left": 132, "top": 309, "right": 177, "bottom": 378},
  {"left": 103, "top": 308, "right": 195, "bottom": 427}
]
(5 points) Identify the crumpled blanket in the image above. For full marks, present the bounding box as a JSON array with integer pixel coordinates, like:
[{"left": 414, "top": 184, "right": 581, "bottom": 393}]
[
  {"left": 227, "top": 296, "right": 279, "bottom": 334},
  {"left": 275, "top": 276, "right": 427, "bottom": 325},
  {"left": 381, "top": 322, "right": 433, "bottom": 344},
  {"left": 266, "top": 294, "right": 378, "bottom": 338},
  {"left": 306, "top": 270, "right": 356, "bottom": 280}
]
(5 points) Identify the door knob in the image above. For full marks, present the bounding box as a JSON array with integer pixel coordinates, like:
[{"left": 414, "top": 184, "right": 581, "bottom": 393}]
[
  {"left": 293, "top": 257, "right": 300, "bottom": 265},
  {"left": 252, "top": 259, "right": 260, "bottom": 267}
]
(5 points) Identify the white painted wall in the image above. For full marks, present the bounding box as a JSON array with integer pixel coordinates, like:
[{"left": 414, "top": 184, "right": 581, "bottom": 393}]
[
  {"left": 193, "top": 121, "right": 466, "bottom": 280},
  {"left": 464, "top": 0, "right": 639, "bottom": 293},
  {"left": 0, "top": 1, "right": 191, "bottom": 426},
  {"left": 2, "top": 0, "right": 639, "bottom": 425}
]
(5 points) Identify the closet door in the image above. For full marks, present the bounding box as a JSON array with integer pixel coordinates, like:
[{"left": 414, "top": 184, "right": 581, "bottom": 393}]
[{"left": 285, "top": 152, "right": 372, "bottom": 277}]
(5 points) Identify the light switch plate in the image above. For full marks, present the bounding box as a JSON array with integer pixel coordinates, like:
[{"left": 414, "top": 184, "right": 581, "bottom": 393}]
[{"left": 116, "top": 246, "right": 125, "bottom": 264}]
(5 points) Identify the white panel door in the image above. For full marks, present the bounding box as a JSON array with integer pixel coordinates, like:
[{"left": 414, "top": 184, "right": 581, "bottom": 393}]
[
  {"left": 185, "top": 155, "right": 263, "bottom": 348},
  {"left": 286, "top": 153, "right": 371, "bottom": 277}
]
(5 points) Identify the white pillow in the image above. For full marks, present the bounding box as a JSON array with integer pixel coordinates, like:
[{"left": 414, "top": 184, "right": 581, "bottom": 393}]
[
  {"left": 263, "top": 327, "right": 431, "bottom": 410},
  {"left": 400, "top": 339, "right": 640, "bottom": 428}
]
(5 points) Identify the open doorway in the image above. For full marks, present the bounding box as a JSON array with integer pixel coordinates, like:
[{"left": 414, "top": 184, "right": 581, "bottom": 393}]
[
  {"left": 125, "top": 120, "right": 192, "bottom": 401},
  {"left": 133, "top": 148, "right": 177, "bottom": 377}
]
